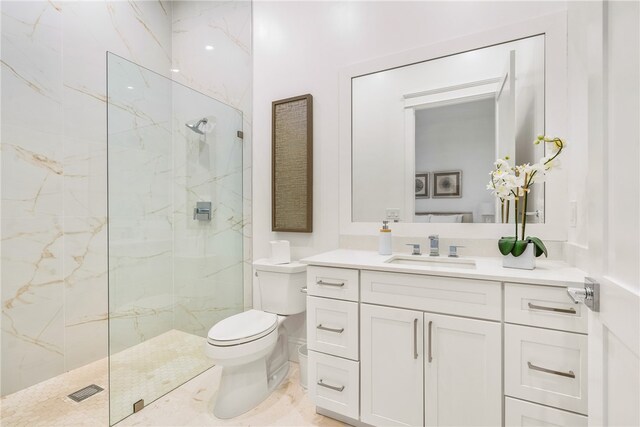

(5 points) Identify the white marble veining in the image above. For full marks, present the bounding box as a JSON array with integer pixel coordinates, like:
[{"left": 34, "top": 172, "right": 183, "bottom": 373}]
[
  {"left": 1, "top": 0, "right": 252, "bottom": 399},
  {"left": 171, "top": 1, "right": 253, "bottom": 309},
  {"left": 302, "top": 249, "right": 588, "bottom": 286}
]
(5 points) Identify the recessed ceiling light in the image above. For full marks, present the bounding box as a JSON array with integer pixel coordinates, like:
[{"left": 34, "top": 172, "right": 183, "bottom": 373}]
[
  {"left": 127, "top": 86, "right": 134, "bottom": 90},
  {"left": 205, "top": 45, "right": 215, "bottom": 51},
  {"left": 170, "top": 68, "right": 180, "bottom": 73}
]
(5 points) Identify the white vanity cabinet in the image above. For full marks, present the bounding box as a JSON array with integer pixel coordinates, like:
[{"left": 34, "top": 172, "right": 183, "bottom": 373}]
[{"left": 302, "top": 253, "right": 589, "bottom": 427}]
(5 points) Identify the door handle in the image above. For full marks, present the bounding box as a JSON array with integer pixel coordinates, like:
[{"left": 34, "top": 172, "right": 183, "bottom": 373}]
[
  {"left": 567, "top": 278, "right": 600, "bottom": 312},
  {"left": 427, "top": 320, "right": 433, "bottom": 363},
  {"left": 413, "top": 318, "right": 418, "bottom": 359}
]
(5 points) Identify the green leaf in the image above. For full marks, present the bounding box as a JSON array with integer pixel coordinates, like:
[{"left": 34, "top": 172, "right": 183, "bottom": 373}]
[
  {"left": 512, "top": 240, "right": 529, "bottom": 257},
  {"left": 527, "top": 236, "right": 548, "bottom": 258},
  {"left": 498, "top": 237, "right": 516, "bottom": 256}
]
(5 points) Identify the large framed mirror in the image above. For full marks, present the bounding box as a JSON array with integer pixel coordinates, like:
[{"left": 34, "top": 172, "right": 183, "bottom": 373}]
[
  {"left": 339, "top": 13, "right": 568, "bottom": 239},
  {"left": 353, "top": 35, "right": 544, "bottom": 224}
]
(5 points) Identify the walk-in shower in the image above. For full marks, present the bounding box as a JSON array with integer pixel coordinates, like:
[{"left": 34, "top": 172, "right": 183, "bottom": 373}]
[{"left": 107, "top": 53, "right": 244, "bottom": 425}]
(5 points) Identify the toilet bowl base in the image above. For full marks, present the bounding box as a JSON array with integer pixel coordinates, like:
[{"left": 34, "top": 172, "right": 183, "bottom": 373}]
[{"left": 213, "top": 359, "right": 290, "bottom": 419}]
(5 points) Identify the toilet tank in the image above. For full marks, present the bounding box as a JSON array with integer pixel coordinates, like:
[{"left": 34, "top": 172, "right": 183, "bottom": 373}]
[{"left": 253, "top": 259, "right": 307, "bottom": 315}]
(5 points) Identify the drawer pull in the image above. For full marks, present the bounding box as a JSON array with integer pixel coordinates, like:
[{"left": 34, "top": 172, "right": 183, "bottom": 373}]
[
  {"left": 527, "top": 361, "right": 575, "bottom": 378},
  {"left": 528, "top": 302, "right": 576, "bottom": 314},
  {"left": 300, "top": 287, "right": 307, "bottom": 294},
  {"left": 317, "top": 379, "right": 345, "bottom": 392},
  {"left": 316, "top": 280, "right": 345, "bottom": 287},
  {"left": 316, "top": 324, "right": 344, "bottom": 333}
]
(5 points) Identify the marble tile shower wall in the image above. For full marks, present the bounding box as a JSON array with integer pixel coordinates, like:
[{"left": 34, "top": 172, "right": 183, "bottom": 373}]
[
  {"left": 1, "top": 0, "right": 253, "bottom": 396},
  {"left": 107, "top": 54, "right": 175, "bottom": 355},
  {"left": 172, "top": 85, "right": 244, "bottom": 338},
  {"left": 171, "top": 1, "right": 253, "bottom": 310}
]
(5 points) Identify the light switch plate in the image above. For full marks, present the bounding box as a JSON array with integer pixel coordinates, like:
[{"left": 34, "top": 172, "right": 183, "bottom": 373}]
[{"left": 385, "top": 208, "right": 400, "bottom": 221}]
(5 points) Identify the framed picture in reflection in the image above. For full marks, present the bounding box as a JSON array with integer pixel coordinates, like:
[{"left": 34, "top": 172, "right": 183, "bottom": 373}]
[
  {"left": 433, "top": 171, "right": 462, "bottom": 198},
  {"left": 415, "top": 173, "right": 429, "bottom": 198}
]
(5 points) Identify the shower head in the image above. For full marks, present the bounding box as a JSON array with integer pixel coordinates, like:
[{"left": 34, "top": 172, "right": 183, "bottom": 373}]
[{"left": 185, "top": 118, "right": 208, "bottom": 135}]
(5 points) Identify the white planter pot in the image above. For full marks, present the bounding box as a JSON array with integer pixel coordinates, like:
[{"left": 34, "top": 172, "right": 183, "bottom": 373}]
[{"left": 502, "top": 243, "right": 536, "bottom": 270}]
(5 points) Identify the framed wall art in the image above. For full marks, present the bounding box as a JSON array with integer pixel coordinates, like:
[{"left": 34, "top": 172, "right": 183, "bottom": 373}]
[{"left": 272, "top": 94, "right": 313, "bottom": 232}]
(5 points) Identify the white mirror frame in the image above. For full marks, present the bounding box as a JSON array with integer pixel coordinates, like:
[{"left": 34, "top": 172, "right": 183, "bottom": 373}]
[{"left": 339, "top": 12, "right": 568, "bottom": 240}]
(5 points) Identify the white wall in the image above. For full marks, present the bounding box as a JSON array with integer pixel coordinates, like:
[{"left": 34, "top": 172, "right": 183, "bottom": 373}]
[
  {"left": 253, "top": 1, "right": 567, "bottom": 262},
  {"left": 253, "top": 1, "right": 567, "bottom": 349},
  {"left": 414, "top": 99, "right": 495, "bottom": 220}
]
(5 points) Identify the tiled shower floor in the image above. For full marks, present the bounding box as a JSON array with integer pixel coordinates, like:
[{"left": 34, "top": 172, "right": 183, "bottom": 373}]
[
  {"left": 0, "top": 329, "right": 211, "bottom": 426},
  {"left": 0, "top": 330, "right": 342, "bottom": 427}
]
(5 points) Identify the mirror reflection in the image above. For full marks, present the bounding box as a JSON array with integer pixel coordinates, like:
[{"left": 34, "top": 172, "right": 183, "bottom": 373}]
[{"left": 352, "top": 35, "right": 545, "bottom": 224}]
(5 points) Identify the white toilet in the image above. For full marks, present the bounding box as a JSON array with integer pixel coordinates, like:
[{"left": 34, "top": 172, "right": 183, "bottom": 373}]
[{"left": 205, "top": 259, "right": 307, "bottom": 419}]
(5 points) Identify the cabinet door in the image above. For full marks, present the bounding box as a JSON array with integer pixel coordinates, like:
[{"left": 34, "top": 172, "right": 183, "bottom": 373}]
[
  {"left": 361, "top": 304, "right": 424, "bottom": 426},
  {"left": 424, "top": 313, "right": 501, "bottom": 426}
]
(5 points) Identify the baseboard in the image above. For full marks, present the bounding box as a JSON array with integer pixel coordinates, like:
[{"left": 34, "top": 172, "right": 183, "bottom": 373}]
[
  {"left": 287, "top": 336, "right": 306, "bottom": 363},
  {"left": 317, "top": 407, "right": 372, "bottom": 427}
]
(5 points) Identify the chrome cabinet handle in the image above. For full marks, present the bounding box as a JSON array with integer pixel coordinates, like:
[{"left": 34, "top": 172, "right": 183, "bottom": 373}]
[
  {"left": 316, "top": 280, "right": 345, "bottom": 287},
  {"left": 413, "top": 318, "right": 418, "bottom": 359},
  {"left": 317, "top": 379, "right": 345, "bottom": 392},
  {"left": 528, "top": 302, "right": 576, "bottom": 314},
  {"left": 427, "top": 320, "right": 433, "bottom": 363},
  {"left": 300, "top": 287, "right": 307, "bottom": 294},
  {"left": 527, "top": 361, "right": 575, "bottom": 378},
  {"left": 316, "top": 324, "right": 344, "bottom": 333}
]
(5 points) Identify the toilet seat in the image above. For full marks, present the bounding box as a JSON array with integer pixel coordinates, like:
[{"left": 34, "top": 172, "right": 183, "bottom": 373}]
[{"left": 207, "top": 310, "right": 278, "bottom": 347}]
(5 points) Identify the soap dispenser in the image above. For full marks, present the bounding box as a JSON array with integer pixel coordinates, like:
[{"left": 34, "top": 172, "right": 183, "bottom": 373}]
[{"left": 378, "top": 220, "right": 392, "bottom": 255}]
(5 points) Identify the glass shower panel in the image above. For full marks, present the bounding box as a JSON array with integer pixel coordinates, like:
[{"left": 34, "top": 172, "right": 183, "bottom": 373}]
[
  {"left": 107, "top": 53, "right": 243, "bottom": 425},
  {"left": 172, "top": 76, "right": 245, "bottom": 338}
]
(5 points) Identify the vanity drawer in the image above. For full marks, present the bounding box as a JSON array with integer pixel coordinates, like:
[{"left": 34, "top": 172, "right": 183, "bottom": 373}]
[
  {"left": 308, "top": 350, "right": 359, "bottom": 420},
  {"left": 361, "top": 270, "right": 501, "bottom": 320},
  {"left": 505, "top": 397, "right": 587, "bottom": 427},
  {"left": 505, "top": 324, "right": 587, "bottom": 414},
  {"left": 505, "top": 283, "right": 587, "bottom": 333},
  {"left": 307, "top": 266, "right": 359, "bottom": 301},
  {"left": 307, "top": 296, "right": 359, "bottom": 360}
]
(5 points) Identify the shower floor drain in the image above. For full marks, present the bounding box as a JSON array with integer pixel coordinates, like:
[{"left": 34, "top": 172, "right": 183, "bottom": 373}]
[{"left": 68, "top": 384, "right": 104, "bottom": 402}]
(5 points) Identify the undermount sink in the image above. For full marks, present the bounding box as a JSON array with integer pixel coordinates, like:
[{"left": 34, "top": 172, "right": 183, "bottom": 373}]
[{"left": 385, "top": 255, "right": 476, "bottom": 270}]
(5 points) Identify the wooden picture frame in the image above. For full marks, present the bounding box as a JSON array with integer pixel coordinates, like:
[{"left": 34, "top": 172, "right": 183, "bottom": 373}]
[
  {"left": 415, "top": 173, "right": 429, "bottom": 198},
  {"left": 432, "top": 170, "right": 462, "bottom": 198},
  {"left": 272, "top": 94, "right": 313, "bottom": 232}
]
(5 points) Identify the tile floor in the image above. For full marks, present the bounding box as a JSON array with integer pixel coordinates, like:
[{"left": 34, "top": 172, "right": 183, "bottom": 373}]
[
  {"left": 110, "top": 330, "right": 214, "bottom": 423},
  {"left": 0, "top": 330, "right": 343, "bottom": 427},
  {"left": 118, "top": 363, "right": 344, "bottom": 427}
]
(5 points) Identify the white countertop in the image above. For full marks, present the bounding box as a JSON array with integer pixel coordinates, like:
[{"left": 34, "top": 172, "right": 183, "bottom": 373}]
[{"left": 300, "top": 249, "right": 587, "bottom": 287}]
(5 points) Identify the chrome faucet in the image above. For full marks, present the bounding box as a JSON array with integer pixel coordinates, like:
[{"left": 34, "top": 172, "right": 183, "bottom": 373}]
[
  {"left": 406, "top": 243, "right": 421, "bottom": 256},
  {"left": 428, "top": 235, "right": 439, "bottom": 256},
  {"left": 448, "top": 245, "right": 465, "bottom": 258}
]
